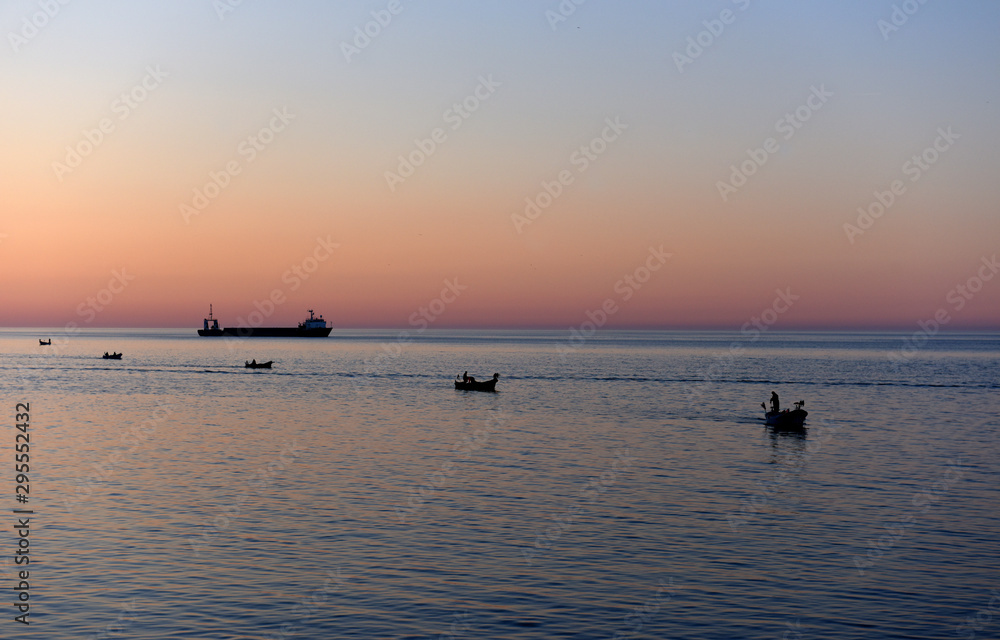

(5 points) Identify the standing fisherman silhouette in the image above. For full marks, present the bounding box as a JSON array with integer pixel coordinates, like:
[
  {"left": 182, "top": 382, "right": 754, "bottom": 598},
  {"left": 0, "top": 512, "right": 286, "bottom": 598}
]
[{"left": 770, "top": 391, "right": 780, "bottom": 413}]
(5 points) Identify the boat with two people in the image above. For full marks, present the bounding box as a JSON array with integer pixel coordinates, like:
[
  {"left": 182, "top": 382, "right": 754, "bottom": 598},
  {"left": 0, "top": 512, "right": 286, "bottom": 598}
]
[
  {"left": 454, "top": 371, "right": 500, "bottom": 392},
  {"left": 102, "top": 352, "right": 123, "bottom": 360},
  {"left": 245, "top": 359, "right": 273, "bottom": 369},
  {"left": 761, "top": 391, "right": 807, "bottom": 428}
]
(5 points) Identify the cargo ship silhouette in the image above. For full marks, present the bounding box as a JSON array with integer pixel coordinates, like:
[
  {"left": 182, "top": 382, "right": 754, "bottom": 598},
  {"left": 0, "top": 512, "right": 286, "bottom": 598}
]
[{"left": 198, "top": 305, "right": 331, "bottom": 337}]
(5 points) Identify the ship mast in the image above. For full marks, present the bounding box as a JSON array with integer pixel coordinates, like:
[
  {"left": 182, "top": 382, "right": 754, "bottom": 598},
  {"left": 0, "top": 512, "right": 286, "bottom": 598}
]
[{"left": 203, "top": 304, "right": 219, "bottom": 332}]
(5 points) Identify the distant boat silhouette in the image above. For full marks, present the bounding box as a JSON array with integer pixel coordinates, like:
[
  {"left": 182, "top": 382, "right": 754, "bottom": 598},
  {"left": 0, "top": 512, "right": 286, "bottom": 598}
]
[
  {"left": 102, "top": 352, "right": 122, "bottom": 360},
  {"left": 39, "top": 339, "right": 51, "bottom": 345},
  {"left": 245, "top": 360, "right": 273, "bottom": 369},
  {"left": 454, "top": 373, "right": 499, "bottom": 392}
]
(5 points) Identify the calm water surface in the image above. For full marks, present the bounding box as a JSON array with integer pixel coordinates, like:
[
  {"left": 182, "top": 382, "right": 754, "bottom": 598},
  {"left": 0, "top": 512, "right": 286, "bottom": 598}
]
[{"left": 1, "top": 329, "right": 998, "bottom": 639}]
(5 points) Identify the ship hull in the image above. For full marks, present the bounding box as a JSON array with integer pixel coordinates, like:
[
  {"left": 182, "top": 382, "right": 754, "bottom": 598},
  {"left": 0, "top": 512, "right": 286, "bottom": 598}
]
[{"left": 198, "top": 327, "right": 332, "bottom": 337}]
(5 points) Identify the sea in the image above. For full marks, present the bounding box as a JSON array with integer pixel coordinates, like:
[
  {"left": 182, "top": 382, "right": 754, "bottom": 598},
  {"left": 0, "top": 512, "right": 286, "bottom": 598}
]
[{"left": 1, "top": 328, "right": 998, "bottom": 639}]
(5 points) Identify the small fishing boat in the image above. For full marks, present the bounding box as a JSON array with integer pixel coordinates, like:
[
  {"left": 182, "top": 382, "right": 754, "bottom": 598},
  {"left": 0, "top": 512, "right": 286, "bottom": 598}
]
[
  {"left": 762, "top": 400, "right": 807, "bottom": 428},
  {"left": 454, "top": 373, "right": 499, "bottom": 392},
  {"left": 102, "top": 352, "right": 122, "bottom": 360},
  {"left": 39, "top": 339, "right": 51, "bottom": 345},
  {"left": 245, "top": 360, "right": 273, "bottom": 369}
]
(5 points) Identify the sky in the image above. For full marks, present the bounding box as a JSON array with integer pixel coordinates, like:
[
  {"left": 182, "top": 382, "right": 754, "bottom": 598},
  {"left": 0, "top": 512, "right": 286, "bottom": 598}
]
[{"left": 1, "top": 0, "right": 998, "bottom": 330}]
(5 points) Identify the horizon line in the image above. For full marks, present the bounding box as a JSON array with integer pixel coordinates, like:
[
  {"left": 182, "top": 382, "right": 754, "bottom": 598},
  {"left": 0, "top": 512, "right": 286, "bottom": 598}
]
[{"left": 3, "top": 325, "right": 998, "bottom": 334}]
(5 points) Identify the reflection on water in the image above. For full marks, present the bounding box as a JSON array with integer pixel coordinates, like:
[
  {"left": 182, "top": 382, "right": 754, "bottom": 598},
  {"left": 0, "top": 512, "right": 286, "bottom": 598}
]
[
  {"left": 768, "top": 424, "right": 807, "bottom": 451},
  {"left": 0, "top": 329, "right": 998, "bottom": 639}
]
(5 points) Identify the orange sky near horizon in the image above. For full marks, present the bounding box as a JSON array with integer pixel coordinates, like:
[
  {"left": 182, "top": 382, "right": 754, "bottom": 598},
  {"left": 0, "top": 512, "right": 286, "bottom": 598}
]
[{"left": 1, "top": 1, "right": 998, "bottom": 331}]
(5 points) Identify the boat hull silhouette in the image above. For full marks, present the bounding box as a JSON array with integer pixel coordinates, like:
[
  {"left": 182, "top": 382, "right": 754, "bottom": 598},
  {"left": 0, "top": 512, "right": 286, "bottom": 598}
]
[
  {"left": 454, "top": 377, "right": 499, "bottom": 392},
  {"left": 764, "top": 409, "right": 807, "bottom": 428},
  {"left": 200, "top": 327, "right": 332, "bottom": 337},
  {"left": 199, "top": 307, "right": 331, "bottom": 337}
]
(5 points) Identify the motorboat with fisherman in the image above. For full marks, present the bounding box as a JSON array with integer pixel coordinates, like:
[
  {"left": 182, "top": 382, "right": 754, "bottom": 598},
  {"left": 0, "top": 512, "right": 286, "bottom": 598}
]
[
  {"left": 102, "top": 352, "right": 123, "bottom": 360},
  {"left": 39, "top": 339, "right": 51, "bottom": 345},
  {"left": 455, "top": 372, "right": 500, "bottom": 392},
  {"left": 245, "top": 360, "right": 273, "bottom": 369},
  {"left": 762, "top": 396, "right": 807, "bottom": 428}
]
